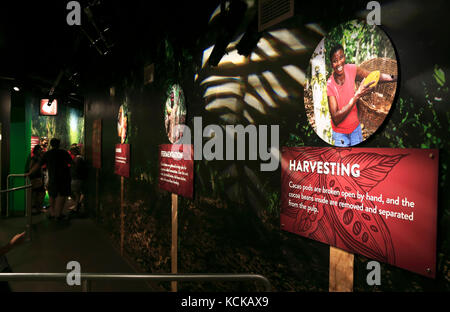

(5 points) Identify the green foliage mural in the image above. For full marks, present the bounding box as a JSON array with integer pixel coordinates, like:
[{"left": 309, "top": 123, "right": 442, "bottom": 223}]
[
  {"left": 324, "top": 20, "right": 395, "bottom": 71},
  {"left": 31, "top": 101, "right": 84, "bottom": 149}
]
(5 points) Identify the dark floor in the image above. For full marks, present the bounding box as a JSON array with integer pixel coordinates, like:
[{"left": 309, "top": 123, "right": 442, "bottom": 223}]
[{"left": 0, "top": 212, "right": 155, "bottom": 292}]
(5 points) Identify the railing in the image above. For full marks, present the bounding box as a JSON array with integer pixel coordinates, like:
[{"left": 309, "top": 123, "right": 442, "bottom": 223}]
[
  {"left": 0, "top": 184, "right": 32, "bottom": 193},
  {"left": 1, "top": 179, "right": 272, "bottom": 292},
  {"left": 6, "top": 174, "right": 32, "bottom": 218},
  {"left": 0, "top": 273, "right": 272, "bottom": 292},
  {"left": 1, "top": 174, "right": 32, "bottom": 241}
]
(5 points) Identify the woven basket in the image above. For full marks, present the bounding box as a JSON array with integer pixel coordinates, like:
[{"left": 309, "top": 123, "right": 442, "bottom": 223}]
[{"left": 356, "top": 58, "right": 398, "bottom": 137}]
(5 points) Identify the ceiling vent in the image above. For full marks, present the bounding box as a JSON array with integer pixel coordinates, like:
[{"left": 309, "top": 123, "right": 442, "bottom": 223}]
[{"left": 258, "top": 0, "right": 294, "bottom": 32}]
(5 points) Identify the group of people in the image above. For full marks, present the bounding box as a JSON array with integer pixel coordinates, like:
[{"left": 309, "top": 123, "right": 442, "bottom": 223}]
[
  {"left": 27, "top": 138, "right": 87, "bottom": 221},
  {"left": 0, "top": 138, "right": 87, "bottom": 292}
]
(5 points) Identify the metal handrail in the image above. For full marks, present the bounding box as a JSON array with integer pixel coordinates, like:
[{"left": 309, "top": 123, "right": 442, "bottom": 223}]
[
  {"left": 2, "top": 174, "right": 32, "bottom": 242},
  {"left": 0, "top": 184, "right": 33, "bottom": 193},
  {"left": 0, "top": 273, "right": 272, "bottom": 292},
  {"left": 6, "top": 174, "right": 31, "bottom": 218}
]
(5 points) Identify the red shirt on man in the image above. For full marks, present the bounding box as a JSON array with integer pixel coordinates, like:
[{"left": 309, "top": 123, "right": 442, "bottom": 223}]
[{"left": 326, "top": 64, "right": 360, "bottom": 134}]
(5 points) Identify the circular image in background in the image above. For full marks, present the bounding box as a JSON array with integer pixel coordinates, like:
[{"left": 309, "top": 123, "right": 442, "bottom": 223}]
[
  {"left": 164, "top": 84, "right": 187, "bottom": 143},
  {"left": 117, "top": 103, "right": 128, "bottom": 144},
  {"left": 304, "top": 20, "right": 398, "bottom": 146}
]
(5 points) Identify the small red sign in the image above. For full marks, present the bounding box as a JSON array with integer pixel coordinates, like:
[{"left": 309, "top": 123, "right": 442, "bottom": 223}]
[
  {"left": 31, "top": 136, "right": 40, "bottom": 153},
  {"left": 114, "top": 144, "right": 130, "bottom": 178},
  {"left": 158, "top": 144, "right": 194, "bottom": 198},
  {"left": 280, "top": 146, "right": 438, "bottom": 278}
]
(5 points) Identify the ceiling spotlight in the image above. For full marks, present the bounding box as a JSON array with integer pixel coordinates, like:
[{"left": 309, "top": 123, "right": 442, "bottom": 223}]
[{"left": 13, "top": 86, "right": 20, "bottom": 91}]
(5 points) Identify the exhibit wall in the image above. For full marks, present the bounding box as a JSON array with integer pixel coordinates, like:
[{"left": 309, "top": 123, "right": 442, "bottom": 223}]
[
  {"left": 31, "top": 99, "right": 85, "bottom": 151},
  {"left": 8, "top": 92, "right": 31, "bottom": 215},
  {"left": 84, "top": 0, "right": 450, "bottom": 291}
]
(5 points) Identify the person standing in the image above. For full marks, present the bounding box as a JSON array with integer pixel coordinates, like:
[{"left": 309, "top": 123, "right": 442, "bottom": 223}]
[
  {"left": 69, "top": 145, "right": 87, "bottom": 215},
  {"left": 28, "top": 138, "right": 72, "bottom": 221},
  {"left": 40, "top": 137, "right": 49, "bottom": 152},
  {"left": 40, "top": 137, "right": 49, "bottom": 197},
  {"left": 29, "top": 145, "right": 45, "bottom": 214}
]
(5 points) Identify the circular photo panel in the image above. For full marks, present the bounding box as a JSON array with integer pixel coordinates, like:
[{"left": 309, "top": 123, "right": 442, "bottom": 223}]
[
  {"left": 164, "top": 84, "right": 187, "bottom": 143},
  {"left": 304, "top": 20, "right": 398, "bottom": 146},
  {"left": 117, "top": 103, "right": 128, "bottom": 144}
]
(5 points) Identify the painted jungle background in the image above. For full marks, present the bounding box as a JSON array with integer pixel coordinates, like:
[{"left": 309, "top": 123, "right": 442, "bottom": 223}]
[
  {"left": 31, "top": 99, "right": 85, "bottom": 150},
  {"left": 82, "top": 0, "right": 450, "bottom": 291}
]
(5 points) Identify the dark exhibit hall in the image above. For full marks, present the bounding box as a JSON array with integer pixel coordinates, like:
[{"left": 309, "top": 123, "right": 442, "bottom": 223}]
[{"left": 0, "top": 0, "right": 449, "bottom": 300}]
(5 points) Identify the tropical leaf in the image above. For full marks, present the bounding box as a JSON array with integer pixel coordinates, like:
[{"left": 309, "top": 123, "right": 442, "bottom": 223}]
[
  {"left": 434, "top": 65, "right": 445, "bottom": 87},
  {"left": 342, "top": 152, "right": 407, "bottom": 193}
]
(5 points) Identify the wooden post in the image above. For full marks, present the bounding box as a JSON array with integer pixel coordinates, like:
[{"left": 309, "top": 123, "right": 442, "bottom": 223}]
[
  {"left": 171, "top": 193, "right": 178, "bottom": 292},
  {"left": 120, "top": 176, "right": 124, "bottom": 256},
  {"left": 329, "top": 246, "right": 354, "bottom": 292},
  {"left": 95, "top": 169, "right": 99, "bottom": 219}
]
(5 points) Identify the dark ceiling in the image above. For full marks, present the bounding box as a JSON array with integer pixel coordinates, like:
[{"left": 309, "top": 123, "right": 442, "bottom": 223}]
[
  {"left": 5, "top": 0, "right": 447, "bottom": 101},
  {"left": 0, "top": 0, "right": 221, "bottom": 96}
]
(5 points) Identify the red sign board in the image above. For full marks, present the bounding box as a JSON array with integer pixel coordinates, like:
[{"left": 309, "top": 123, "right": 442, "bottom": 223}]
[
  {"left": 114, "top": 144, "right": 130, "bottom": 178},
  {"left": 158, "top": 144, "right": 194, "bottom": 198},
  {"left": 280, "top": 146, "right": 438, "bottom": 278},
  {"left": 92, "top": 119, "right": 102, "bottom": 169},
  {"left": 31, "top": 136, "right": 40, "bottom": 153}
]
